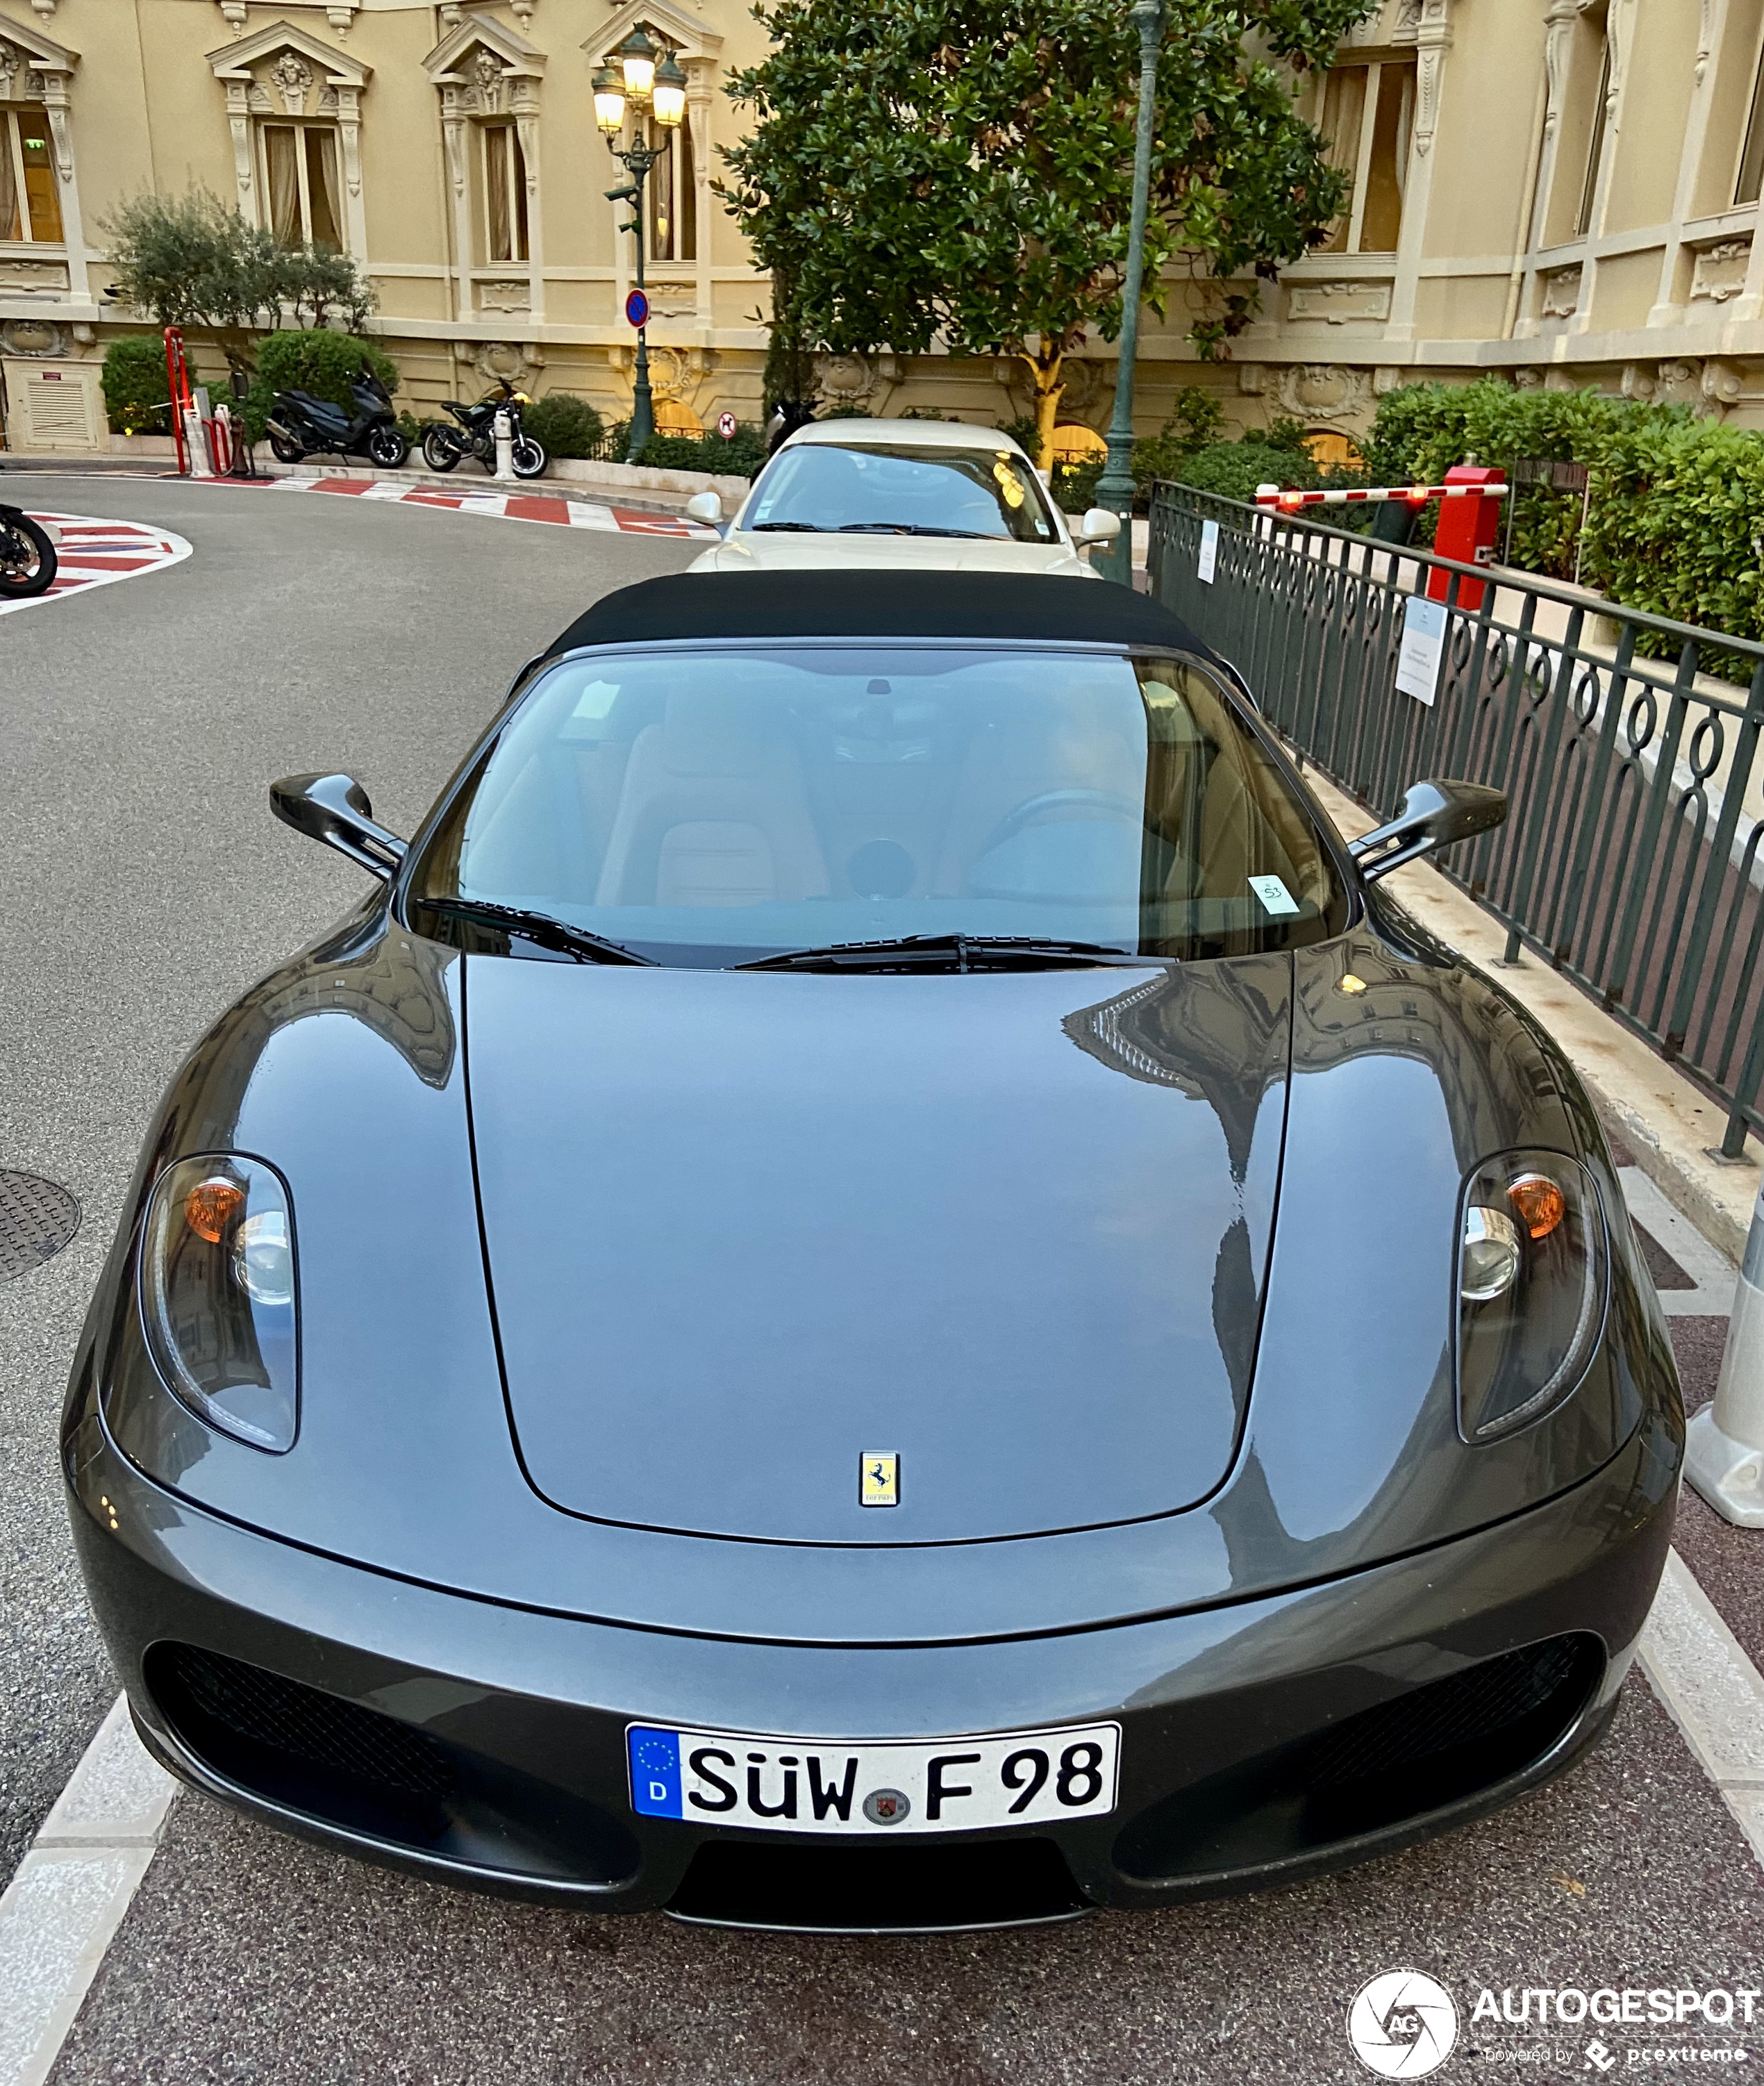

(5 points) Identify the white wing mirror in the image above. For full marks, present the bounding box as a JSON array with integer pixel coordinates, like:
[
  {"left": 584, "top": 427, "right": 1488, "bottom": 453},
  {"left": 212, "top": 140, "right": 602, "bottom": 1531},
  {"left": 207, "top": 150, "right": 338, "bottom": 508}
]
[
  {"left": 685, "top": 490, "right": 724, "bottom": 524},
  {"left": 1075, "top": 507, "right": 1122, "bottom": 547}
]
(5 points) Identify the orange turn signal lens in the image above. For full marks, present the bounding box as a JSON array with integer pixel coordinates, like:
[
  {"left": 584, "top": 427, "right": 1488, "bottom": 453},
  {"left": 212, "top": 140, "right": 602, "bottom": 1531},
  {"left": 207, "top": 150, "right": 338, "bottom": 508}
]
[
  {"left": 184, "top": 1176, "right": 244, "bottom": 1244},
  {"left": 1506, "top": 1172, "right": 1566, "bottom": 1241}
]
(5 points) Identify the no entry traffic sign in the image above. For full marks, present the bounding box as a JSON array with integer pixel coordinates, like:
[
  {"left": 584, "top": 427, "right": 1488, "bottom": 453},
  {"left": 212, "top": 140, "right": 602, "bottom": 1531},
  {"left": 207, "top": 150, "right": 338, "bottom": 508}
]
[{"left": 625, "top": 288, "right": 649, "bottom": 328}]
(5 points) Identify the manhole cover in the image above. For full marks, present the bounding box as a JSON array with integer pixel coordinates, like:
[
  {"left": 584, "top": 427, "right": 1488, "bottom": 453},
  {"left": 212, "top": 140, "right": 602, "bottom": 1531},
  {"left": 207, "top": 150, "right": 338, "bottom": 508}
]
[{"left": 0, "top": 1170, "right": 82, "bottom": 1280}]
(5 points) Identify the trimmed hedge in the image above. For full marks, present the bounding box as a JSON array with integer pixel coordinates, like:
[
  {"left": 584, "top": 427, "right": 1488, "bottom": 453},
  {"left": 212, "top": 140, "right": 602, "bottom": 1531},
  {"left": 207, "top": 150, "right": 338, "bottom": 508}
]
[
  {"left": 243, "top": 328, "right": 398, "bottom": 440},
  {"left": 633, "top": 422, "right": 769, "bottom": 479},
  {"left": 524, "top": 391, "right": 605, "bottom": 461},
  {"left": 1352, "top": 377, "right": 1764, "bottom": 645},
  {"left": 101, "top": 334, "right": 172, "bottom": 436}
]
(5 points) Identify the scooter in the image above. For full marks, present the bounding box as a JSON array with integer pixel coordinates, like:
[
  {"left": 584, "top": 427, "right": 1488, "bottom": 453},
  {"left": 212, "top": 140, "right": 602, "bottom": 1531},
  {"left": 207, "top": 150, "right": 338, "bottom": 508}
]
[
  {"left": 0, "top": 503, "right": 57, "bottom": 598},
  {"left": 419, "top": 378, "right": 546, "bottom": 479},
  {"left": 265, "top": 370, "right": 409, "bottom": 470}
]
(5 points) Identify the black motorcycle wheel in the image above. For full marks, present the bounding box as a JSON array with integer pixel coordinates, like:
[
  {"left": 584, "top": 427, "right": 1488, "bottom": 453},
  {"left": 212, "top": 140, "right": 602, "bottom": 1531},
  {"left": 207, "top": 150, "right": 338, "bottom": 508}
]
[
  {"left": 510, "top": 435, "right": 547, "bottom": 480},
  {"left": 421, "top": 426, "right": 461, "bottom": 474},
  {"left": 366, "top": 424, "right": 409, "bottom": 470},
  {"left": 267, "top": 427, "right": 304, "bottom": 465},
  {"left": 0, "top": 512, "right": 56, "bottom": 598}
]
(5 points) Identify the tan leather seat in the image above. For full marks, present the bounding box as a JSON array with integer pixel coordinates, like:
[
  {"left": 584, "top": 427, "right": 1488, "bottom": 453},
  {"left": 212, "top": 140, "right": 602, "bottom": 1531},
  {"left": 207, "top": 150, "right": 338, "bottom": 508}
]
[{"left": 594, "top": 691, "right": 828, "bottom": 908}]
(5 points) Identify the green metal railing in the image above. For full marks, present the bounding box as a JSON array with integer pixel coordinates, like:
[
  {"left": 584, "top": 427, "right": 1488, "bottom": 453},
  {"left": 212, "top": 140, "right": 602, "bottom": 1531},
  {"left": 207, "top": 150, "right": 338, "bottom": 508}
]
[{"left": 1148, "top": 481, "right": 1764, "bottom": 1157}]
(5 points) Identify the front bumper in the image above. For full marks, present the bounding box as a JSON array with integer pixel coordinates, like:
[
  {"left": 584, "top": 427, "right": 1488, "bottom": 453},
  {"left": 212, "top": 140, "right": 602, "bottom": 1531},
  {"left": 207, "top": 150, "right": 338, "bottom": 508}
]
[{"left": 67, "top": 1402, "right": 1676, "bottom": 1930}]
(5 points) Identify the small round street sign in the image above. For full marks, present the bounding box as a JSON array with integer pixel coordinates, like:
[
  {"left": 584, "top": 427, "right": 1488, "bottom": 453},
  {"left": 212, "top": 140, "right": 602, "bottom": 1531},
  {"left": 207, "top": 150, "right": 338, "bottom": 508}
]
[
  {"left": 717, "top": 411, "right": 738, "bottom": 440},
  {"left": 624, "top": 288, "right": 649, "bottom": 329}
]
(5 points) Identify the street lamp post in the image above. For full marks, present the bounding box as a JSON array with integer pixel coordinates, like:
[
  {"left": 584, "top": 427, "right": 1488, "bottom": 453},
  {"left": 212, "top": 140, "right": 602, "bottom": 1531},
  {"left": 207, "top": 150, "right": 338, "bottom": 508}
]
[
  {"left": 594, "top": 31, "right": 687, "bottom": 463},
  {"left": 1091, "top": 0, "right": 1166, "bottom": 586}
]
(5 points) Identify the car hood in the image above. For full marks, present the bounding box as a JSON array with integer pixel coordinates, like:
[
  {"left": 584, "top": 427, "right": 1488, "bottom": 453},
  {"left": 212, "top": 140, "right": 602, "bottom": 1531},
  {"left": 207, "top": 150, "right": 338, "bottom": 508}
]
[
  {"left": 465, "top": 953, "right": 1290, "bottom": 1545},
  {"left": 689, "top": 533, "right": 1098, "bottom": 579}
]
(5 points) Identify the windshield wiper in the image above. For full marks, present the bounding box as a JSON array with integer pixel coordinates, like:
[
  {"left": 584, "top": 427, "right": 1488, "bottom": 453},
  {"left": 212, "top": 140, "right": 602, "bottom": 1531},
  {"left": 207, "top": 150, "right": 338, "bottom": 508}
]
[
  {"left": 733, "top": 934, "right": 1170, "bottom": 975},
  {"left": 749, "top": 521, "right": 827, "bottom": 532},
  {"left": 836, "top": 523, "right": 995, "bottom": 538},
  {"left": 413, "top": 896, "right": 653, "bottom": 966}
]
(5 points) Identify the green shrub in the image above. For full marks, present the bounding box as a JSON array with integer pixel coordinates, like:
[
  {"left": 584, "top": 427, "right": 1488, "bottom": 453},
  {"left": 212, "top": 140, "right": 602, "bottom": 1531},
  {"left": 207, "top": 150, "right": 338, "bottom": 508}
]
[
  {"left": 243, "top": 327, "right": 397, "bottom": 440},
  {"left": 101, "top": 334, "right": 172, "bottom": 436},
  {"left": 995, "top": 414, "right": 1042, "bottom": 456},
  {"left": 524, "top": 390, "right": 606, "bottom": 459},
  {"left": 634, "top": 422, "right": 769, "bottom": 479},
  {"left": 1176, "top": 438, "right": 1324, "bottom": 505},
  {"left": 1051, "top": 456, "right": 1104, "bottom": 514}
]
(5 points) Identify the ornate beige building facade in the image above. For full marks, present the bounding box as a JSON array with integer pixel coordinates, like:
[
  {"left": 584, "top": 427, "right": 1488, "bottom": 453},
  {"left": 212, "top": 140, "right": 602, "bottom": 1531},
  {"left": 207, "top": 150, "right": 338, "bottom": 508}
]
[{"left": 1, "top": 0, "right": 1763, "bottom": 452}]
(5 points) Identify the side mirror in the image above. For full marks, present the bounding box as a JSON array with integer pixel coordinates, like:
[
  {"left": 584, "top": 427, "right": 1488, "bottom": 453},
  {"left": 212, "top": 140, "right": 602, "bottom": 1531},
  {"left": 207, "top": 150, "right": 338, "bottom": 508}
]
[
  {"left": 1074, "top": 507, "right": 1122, "bottom": 547},
  {"left": 684, "top": 490, "right": 724, "bottom": 524},
  {"left": 270, "top": 772, "right": 408, "bottom": 881},
  {"left": 1348, "top": 778, "right": 1507, "bottom": 883}
]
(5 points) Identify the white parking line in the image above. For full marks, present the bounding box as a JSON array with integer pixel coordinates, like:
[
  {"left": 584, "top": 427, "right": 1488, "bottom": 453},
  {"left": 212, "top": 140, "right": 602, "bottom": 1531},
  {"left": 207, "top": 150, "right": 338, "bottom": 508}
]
[
  {"left": 1640, "top": 1550, "right": 1764, "bottom": 1869},
  {"left": 1620, "top": 1166, "right": 1739, "bottom": 1316},
  {"left": 0, "top": 1698, "right": 173, "bottom": 2086}
]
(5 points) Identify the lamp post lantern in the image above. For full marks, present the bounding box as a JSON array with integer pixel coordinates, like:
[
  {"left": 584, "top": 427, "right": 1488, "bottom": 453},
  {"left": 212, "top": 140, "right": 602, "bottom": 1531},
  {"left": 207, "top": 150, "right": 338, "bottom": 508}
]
[
  {"left": 595, "top": 31, "right": 685, "bottom": 462},
  {"left": 1091, "top": 0, "right": 1165, "bottom": 586}
]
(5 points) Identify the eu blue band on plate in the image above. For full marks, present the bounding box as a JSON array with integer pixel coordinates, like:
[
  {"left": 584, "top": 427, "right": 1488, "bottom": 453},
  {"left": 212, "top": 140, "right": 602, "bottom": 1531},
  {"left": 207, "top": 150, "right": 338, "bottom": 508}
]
[{"left": 628, "top": 1725, "right": 683, "bottom": 1816}]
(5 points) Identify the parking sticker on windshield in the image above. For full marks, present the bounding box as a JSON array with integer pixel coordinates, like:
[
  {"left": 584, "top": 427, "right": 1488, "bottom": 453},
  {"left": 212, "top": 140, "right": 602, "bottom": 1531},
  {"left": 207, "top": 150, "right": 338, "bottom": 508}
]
[{"left": 1249, "top": 875, "right": 1300, "bottom": 917}]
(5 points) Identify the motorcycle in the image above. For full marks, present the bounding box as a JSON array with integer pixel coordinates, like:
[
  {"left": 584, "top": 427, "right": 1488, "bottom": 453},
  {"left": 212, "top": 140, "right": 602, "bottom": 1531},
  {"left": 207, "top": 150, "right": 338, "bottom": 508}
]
[
  {"left": 0, "top": 503, "right": 57, "bottom": 598},
  {"left": 419, "top": 379, "right": 547, "bottom": 479},
  {"left": 265, "top": 370, "right": 409, "bottom": 470}
]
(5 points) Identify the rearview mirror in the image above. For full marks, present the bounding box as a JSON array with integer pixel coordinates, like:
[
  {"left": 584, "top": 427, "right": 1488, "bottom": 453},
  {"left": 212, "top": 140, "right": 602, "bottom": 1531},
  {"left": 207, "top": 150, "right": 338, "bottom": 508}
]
[
  {"left": 1347, "top": 778, "right": 1506, "bottom": 883},
  {"left": 269, "top": 772, "right": 408, "bottom": 881},
  {"left": 1075, "top": 507, "right": 1122, "bottom": 547},
  {"left": 685, "top": 490, "right": 724, "bottom": 524}
]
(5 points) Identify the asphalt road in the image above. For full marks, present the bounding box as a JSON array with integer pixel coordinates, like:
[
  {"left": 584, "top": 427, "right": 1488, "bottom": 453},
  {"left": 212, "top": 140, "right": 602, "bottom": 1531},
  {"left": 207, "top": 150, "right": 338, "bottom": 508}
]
[
  {"left": 5, "top": 479, "right": 1763, "bottom": 2085},
  {"left": 0, "top": 475, "right": 694, "bottom": 1883}
]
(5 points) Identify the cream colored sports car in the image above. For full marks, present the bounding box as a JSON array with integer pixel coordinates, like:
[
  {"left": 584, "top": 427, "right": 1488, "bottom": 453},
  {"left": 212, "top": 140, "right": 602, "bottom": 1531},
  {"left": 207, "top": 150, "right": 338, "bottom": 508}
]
[{"left": 685, "top": 418, "right": 1119, "bottom": 578}]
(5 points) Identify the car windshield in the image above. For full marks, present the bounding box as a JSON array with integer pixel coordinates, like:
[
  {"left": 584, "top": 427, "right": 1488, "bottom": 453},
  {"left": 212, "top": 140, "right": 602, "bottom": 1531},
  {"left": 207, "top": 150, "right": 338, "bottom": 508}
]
[
  {"left": 406, "top": 645, "right": 1349, "bottom": 968},
  {"left": 743, "top": 442, "right": 1060, "bottom": 545}
]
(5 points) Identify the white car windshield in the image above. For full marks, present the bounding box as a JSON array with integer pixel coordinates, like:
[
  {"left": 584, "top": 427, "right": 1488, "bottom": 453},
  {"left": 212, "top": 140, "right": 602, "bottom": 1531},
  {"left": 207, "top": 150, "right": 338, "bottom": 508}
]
[
  {"left": 407, "top": 644, "right": 1348, "bottom": 968},
  {"left": 744, "top": 442, "right": 1060, "bottom": 545}
]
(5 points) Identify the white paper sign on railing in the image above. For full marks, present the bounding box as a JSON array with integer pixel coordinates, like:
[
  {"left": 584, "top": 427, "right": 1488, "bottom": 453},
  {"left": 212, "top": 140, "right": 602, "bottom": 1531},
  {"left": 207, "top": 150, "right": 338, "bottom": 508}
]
[
  {"left": 1396, "top": 595, "right": 1447, "bottom": 705},
  {"left": 1197, "top": 518, "right": 1219, "bottom": 584}
]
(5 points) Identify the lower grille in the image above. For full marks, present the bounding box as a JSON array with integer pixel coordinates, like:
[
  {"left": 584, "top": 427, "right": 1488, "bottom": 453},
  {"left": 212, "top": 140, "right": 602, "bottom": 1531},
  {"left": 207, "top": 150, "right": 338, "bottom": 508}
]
[
  {"left": 1309, "top": 1636, "right": 1590, "bottom": 1787},
  {"left": 669, "top": 1837, "right": 1090, "bottom": 1933},
  {"left": 155, "top": 1643, "right": 455, "bottom": 1799},
  {"left": 1115, "top": 1632, "right": 1603, "bottom": 1884},
  {"left": 145, "top": 1641, "right": 640, "bottom": 1889}
]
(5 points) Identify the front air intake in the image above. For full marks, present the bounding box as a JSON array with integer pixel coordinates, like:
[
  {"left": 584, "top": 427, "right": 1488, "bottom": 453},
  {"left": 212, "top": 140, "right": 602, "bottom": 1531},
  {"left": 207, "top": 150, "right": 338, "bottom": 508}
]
[{"left": 1115, "top": 1632, "right": 1603, "bottom": 1884}]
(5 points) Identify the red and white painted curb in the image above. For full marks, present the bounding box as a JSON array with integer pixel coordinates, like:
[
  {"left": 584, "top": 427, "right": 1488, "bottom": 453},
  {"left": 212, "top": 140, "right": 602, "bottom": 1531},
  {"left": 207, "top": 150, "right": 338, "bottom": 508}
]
[
  {"left": 265, "top": 474, "right": 717, "bottom": 537},
  {"left": 1, "top": 513, "right": 191, "bottom": 618}
]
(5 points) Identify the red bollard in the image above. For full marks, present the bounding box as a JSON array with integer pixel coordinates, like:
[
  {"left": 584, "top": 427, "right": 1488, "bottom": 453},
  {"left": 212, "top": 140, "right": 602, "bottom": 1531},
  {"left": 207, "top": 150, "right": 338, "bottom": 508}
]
[{"left": 1426, "top": 463, "right": 1504, "bottom": 611}]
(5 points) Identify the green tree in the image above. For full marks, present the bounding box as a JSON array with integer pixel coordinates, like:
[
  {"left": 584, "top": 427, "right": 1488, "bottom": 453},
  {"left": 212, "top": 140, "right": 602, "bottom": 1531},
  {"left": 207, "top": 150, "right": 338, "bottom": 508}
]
[
  {"left": 720, "top": 0, "right": 1372, "bottom": 465},
  {"left": 101, "top": 187, "right": 375, "bottom": 371}
]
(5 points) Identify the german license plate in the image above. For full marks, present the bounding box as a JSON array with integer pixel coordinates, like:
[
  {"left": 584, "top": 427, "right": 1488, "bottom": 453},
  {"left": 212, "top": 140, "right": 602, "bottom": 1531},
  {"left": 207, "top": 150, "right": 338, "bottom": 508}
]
[{"left": 626, "top": 1719, "right": 1120, "bottom": 1835}]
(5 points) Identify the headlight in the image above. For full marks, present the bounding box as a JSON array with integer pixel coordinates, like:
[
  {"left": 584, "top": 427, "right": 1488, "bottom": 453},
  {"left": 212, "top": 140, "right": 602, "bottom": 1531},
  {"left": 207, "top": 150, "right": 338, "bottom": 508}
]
[
  {"left": 1456, "top": 1149, "right": 1607, "bottom": 1441},
  {"left": 138, "top": 1154, "right": 299, "bottom": 1452}
]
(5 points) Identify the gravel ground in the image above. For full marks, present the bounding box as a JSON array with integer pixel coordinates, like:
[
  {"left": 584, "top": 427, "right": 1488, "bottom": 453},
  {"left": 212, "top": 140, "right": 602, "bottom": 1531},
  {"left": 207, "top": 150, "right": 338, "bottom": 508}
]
[{"left": 0, "top": 476, "right": 697, "bottom": 1881}]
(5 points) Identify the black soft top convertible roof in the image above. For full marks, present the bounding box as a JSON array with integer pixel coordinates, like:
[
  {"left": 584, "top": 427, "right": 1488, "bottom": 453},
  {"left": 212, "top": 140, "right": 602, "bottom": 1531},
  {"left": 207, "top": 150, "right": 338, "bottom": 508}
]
[{"left": 539, "top": 570, "right": 1217, "bottom": 663}]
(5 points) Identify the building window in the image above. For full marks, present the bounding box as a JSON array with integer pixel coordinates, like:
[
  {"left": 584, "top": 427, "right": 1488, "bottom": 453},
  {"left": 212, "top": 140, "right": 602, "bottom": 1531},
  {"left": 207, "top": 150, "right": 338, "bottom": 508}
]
[
  {"left": 482, "top": 121, "right": 528, "bottom": 264},
  {"left": 263, "top": 122, "right": 342, "bottom": 249},
  {"left": 1574, "top": 33, "right": 1613, "bottom": 234},
  {"left": 0, "top": 108, "right": 63, "bottom": 244},
  {"left": 1317, "top": 60, "right": 1413, "bottom": 254},
  {"left": 646, "top": 107, "right": 695, "bottom": 264},
  {"left": 1737, "top": 39, "right": 1764, "bottom": 204}
]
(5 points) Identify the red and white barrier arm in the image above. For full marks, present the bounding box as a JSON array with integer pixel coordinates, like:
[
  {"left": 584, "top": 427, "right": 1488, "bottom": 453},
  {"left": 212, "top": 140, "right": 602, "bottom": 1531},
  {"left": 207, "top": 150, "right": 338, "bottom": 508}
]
[{"left": 1254, "top": 481, "right": 1509, "bottom": 509}]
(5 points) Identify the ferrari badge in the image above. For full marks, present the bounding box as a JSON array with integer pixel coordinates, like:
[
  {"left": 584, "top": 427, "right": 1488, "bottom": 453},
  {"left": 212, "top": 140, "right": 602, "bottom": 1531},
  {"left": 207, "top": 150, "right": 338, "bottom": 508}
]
[{"left": 860, "top": 1452, "right": 899, "bottom": 1507}]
